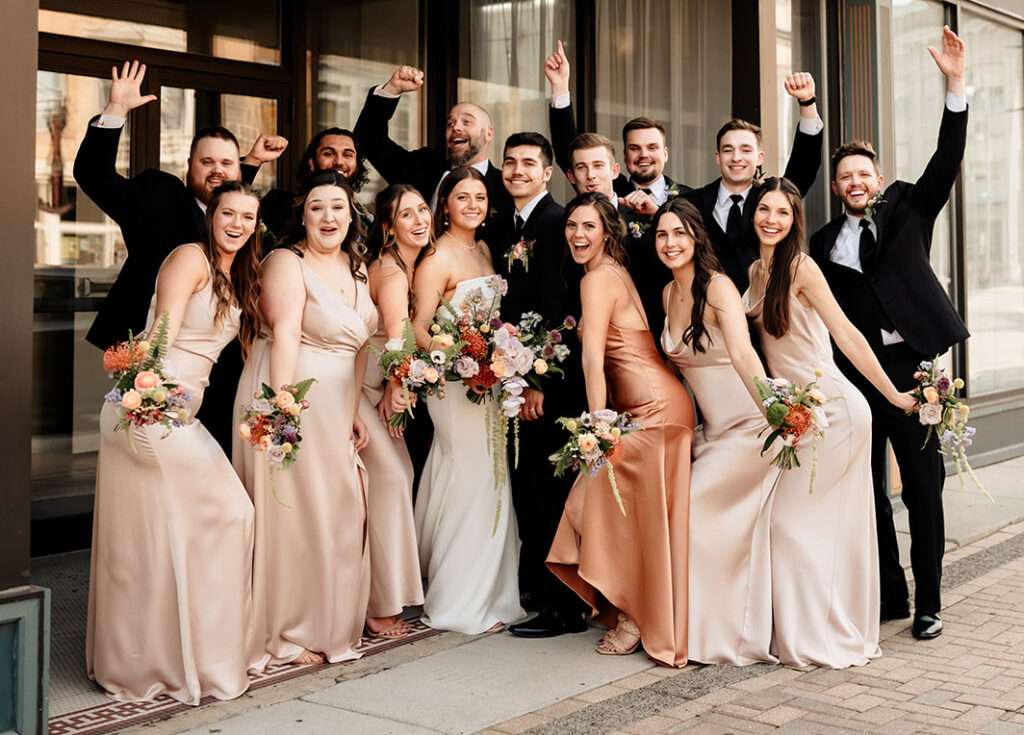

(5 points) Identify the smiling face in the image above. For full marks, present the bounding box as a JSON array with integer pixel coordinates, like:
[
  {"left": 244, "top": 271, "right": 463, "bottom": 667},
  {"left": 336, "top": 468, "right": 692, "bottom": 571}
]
[
  {"left": 715, "top": 129, "right": 765, "bottom": 189},
  {"left": 565, "top": 204, "right": 607, "bottom": 268},
  {"left": 390, "top": 191, "right": 432, "bottom": 250},
  {"left": 210, "top": 191, "right": 259, "bottom": 256},
  {"left": 753, "top": 190, "right": 795, "bottom": 248},
  {"left": 444, "top": 178, "right": 488, "bottom": 231},
  {"left": 832, "top": 154, "right": 884, "bottom": 215},
  {"left": 303, "top": 184, "right": 352, "bottom": 252},
  {"left": 502, "top": 144, "right": 553, "bottom": 203},
  {"left": 654, "top": 211, "right": 696, "bottom": 272},
  {"left": 445, "top": 103, "right": 492, "bottom": 167},
  {"left": 568, "top": 146, "right": 620, "bottom": 197},
  {"left": 624, "top": 127, "right": 668, "bottom": 185},
  {"left": 187, "top": 136, "right": 241, "bottom": 204},
  {"left": 312, "top": 133, "right": 358, "bottom": 178}
]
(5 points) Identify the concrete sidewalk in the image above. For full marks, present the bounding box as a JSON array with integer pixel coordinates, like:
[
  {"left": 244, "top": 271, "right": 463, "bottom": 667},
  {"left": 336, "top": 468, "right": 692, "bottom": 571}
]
[{"left": 121, "top": 456, "right": 1024, "bottom": 735}]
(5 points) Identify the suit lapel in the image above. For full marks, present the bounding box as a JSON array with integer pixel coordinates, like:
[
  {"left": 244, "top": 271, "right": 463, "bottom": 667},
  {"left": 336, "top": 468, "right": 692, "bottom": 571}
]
[{"left": 815, "top": 217, "right": 844, "bottom": 265}]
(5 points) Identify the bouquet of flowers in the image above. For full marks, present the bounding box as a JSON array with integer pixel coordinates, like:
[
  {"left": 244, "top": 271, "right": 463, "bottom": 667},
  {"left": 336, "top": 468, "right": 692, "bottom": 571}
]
[
  {"left": 431, "top": 275, "right": 507, "bottom": 401},
  {"left": 513, "top": 311, "right": 576, "bottom": 388},
  {"left": 378, "top": 320, "right": 458, "bottom": 429},
  {"left": 103, "top": 311, "right": 191, "bottom": 441},
  {"left": 911, "top": 359, "right": 990, "bottom": 500},
  {"left": 238, "top": 378, "right": 315, "bottom": 471},
  {"left": 549, "top": 409, "right": 642, "bottom": 516},
  {"left": 754, "top": 373, "right": 829, "bottom": 492}
]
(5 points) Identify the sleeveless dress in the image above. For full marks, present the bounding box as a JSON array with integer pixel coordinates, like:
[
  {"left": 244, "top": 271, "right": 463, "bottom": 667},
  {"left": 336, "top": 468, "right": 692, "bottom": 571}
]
[
  {"left": 745, "top": 261, "right": 881, "bottom": 668},
  {"left": 233, "top": 249, "right": 377, "bottom": 666},
  {"left": 414, "top": 275, "right": 525, "bottom": 634},
  {"left": 87, "top": 244, "right": 257, "bottom": 704},
  {"left": 661, "top": 279, "right": 780, "bottom": 665},
  {"left": 547, "top": 265, "right": 695, "bottom": 667},
  {"left": 359, "top": 310, "right": 425, "bottom": 619}
]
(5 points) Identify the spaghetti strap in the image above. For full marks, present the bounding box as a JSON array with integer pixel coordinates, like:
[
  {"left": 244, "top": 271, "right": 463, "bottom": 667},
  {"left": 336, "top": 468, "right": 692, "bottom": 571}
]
[{"left": 598, "top": 263, "right": 649, "bottom": 331}]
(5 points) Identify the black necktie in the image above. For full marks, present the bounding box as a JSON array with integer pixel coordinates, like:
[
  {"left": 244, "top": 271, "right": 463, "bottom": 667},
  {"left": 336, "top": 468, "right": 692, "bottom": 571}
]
[
  {"left": 726, "top": 194, "right": 743, "bottom": 241},
  {"left": 513, "top": 213, "right": 525, "bottom": 232},
  {"left": 858, "top": 219, "right": 877, "bottom": 271},
  {"left": 640, "top": 187, "right": 653, "bottom": 197}
]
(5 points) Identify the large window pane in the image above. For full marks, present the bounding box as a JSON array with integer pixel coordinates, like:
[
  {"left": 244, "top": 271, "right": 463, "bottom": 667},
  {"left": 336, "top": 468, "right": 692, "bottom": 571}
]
[
  {"left": 40, "top": 1, "right": 281, "bottom": 65},
  {"left": 961, "top": 13, "right": 1024, "bottom": 396},
  {"left": 459, "top": 0, "right": 576, "bottom": 203},
  {"left": 596, "top": 0, "right": 731, "bottom": 187},
  {"left": 34, "top": 72, "right": 130, "bottom": 508},
  {"left": 310, "top": 0, "right": 423, "bottom": 205}
]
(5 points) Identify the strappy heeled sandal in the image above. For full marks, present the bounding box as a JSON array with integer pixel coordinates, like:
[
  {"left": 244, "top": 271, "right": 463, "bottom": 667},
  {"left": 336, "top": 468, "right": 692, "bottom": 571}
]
[{"left": 596, "top": 613, "right": 641, "bottom": 655}]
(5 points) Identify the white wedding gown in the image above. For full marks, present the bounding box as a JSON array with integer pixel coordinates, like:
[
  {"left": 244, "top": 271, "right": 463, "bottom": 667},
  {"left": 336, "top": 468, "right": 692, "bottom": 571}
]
[{"left": 415, "top": 275, "right": 525, "bottom": 634}]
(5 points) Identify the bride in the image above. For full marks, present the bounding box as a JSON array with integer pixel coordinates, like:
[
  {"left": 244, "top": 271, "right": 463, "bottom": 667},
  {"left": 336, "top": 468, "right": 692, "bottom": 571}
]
[{"left": 411, "top": 166, "right": 525, "bottom": 634}]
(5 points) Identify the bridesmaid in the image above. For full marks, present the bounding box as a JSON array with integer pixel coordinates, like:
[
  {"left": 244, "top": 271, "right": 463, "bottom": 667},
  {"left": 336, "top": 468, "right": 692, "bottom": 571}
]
[
  {"left": 546, "top": 192, "right": 695, "bottom": 667},
  {"left": 654, "top": 197, "right": 781, "bottom": 665},
  {"left": 87, "top": 181, "right": 262, "bottom": 703},
  {"left": 360, "top": 184, "right": 430, "bottom": 638},
  {"left": 234, "top": 170, "right": 377, "bottom": 666},
  {"left": 745, "top": 178, "right": 916, "bottom": 668}
]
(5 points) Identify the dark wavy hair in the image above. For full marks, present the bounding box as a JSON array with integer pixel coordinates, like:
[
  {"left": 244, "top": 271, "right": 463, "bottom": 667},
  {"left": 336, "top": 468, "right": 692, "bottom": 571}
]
[
  {"left": 563, "top": 192, "right": 628, "bottom": 267},
  {"left": 297, "top": 127, "right": 369, "bottom": 192},
  {"left": 433, "top": 166, "right": 489, "bottom": 239},
  {"left": 367, "top": 184, "right": 436, "bottom": 310},
  {"left": 753, "top": 177, "right": 805, "bottom": 338},
  {"left": 204, "top": 181, "right": 263, "bottom": 356},
  {"left": 652, "top": 197, "right": 724, "bottom": 353},
  {"left": 287, "top": 170, "right": 367, "bottom": 283}
]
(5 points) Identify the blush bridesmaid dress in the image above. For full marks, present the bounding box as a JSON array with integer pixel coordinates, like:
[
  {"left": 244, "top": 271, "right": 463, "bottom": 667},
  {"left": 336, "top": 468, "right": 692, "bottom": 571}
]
[
  {"left": 234, "top": 248, "right": 377, "bottom": 666},
  {"left": 87, "top": 244, "right": 258, "bottom": 704},
  {"left": 547, "top": 264, "right": 695, "bottom": 667}
]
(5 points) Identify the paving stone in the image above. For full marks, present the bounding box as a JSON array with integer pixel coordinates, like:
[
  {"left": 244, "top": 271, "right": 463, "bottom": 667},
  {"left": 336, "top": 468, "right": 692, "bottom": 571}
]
[{"left": 754, "top": 704, "right": 807, "bottom": 727}]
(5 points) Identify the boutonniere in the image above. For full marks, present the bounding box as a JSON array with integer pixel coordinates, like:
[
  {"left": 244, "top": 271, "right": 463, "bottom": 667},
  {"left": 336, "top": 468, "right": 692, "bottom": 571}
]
[
  {"left": 864, "top": 192, "right": 887, "bottom": 221},
  {"left": 666, "top": 183, "right": 681, "bottom": 200},
  {"left": 505, "top": 237, "right": 535, "bottom": 272},
  {"left": 627, "top": 220, "right": 649, "bottom": 239}
]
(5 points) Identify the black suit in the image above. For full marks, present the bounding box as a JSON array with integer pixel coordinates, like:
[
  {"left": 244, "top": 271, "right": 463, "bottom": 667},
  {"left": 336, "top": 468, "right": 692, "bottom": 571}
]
[
  {"left": 683, "top": 124, "right": 823, "bottom": 294},
  {"left": 809, "top": 104, "right": 969, "bottom": 618},
  {"left": 73, "top": 118, "right": 259, "bottom": 454},
  {"left": 488, "top": 193, "right": 586, "bottom": 616},
  {"left": 353, "top": 88, "right": 511, "bottom": 223}
]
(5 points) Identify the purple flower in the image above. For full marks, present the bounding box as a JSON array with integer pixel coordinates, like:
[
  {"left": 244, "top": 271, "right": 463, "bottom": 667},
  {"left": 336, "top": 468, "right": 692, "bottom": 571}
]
[
  {"left": 490, "top": 317, "right": 503, "bottom": 329},
  {"left": 104, "top": 388, "right": 123, "bottom": 403},
  {"left": 564, "top": 315, "right": 578, "bottom": 329},
  {"left": 281, "top": 425, "right": 298, "bottom": 443},
  {"left": 549, "top": 329, "right": 563, "bottom": 344},
  {"left": 936, "top": 376, "right": 951, "bottom": 393}
]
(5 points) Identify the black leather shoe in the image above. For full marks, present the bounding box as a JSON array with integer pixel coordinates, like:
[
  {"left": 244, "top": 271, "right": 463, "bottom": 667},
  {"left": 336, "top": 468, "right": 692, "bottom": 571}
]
[
  {"left": 880, "top": 605, "right": 911, "bottom": 623},
  {"left": 508, "top": 609, "right": 587, "bottom": 638},
  {"left": 912, "top": 614, "right": 943, "bottom": 640}
]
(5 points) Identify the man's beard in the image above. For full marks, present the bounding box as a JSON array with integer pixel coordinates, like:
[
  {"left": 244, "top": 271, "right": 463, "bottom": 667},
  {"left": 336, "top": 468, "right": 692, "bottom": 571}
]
[
  {"left": 447, "top": 136, "right": 484, "bottom": 168},
  {"left": 629, "top": 165, "right": 659, "bottom": 185}
]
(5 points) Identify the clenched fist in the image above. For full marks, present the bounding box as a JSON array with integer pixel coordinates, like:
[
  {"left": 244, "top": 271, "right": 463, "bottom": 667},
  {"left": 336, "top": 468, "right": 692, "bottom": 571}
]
[
  {"left": 783, "top": 72, "right": 816, "bottom": 102},
  {"left": 382, "top": 66, "right": 425, "bottom": 96},
  {"left": 244, "top": 134, "right": 289, "bottom": 165}
]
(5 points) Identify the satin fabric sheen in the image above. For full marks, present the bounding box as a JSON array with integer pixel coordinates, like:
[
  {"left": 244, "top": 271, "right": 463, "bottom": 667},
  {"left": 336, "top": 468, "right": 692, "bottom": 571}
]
[
  {"left": 746, "top": 261, "right": 881, "bottom": 668},
  {"left": 547, "top": 266, "right": 695, "bottom": 667},
  {"left": 87, "top": 245, "right": 258, "bottom": 704},
  {"left": 234, "top": 249, "right": 377, "bottom": 666},
  {"left": 662, "top": 302, "right": 781, "bottom": 665}
]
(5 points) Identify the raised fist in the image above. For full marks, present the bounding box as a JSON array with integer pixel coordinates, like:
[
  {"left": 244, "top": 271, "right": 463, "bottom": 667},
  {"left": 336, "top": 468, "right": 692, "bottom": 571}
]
[
  {"left": 382, "top": 66, "right": 425, "bottom": 96},
  {"left": 104, "top": 60, "right": 157, "bottom": 118},
  {"left": 783, "top": 72, "right": 816, "bottom": 102},
  {"left": 544, "top": 40, "right": 571, "bottom": 98},
  {"left": 244, "top": 134, "right": 289, "bottom": 165}
]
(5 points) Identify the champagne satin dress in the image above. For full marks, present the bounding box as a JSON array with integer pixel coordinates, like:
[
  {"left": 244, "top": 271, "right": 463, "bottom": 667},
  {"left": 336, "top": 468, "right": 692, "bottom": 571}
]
[
  {"left": 87, "top": 244, "right": 257, "bottom": 704},
  {"left": 234, "top": 248, "right": 377, "bottom": 666},
  {"left": 359, "top": 313, "right": 424, "bottom": 620},
  {"left": 661, "top": 279, "right": 780, "bottom": 665},
  {"left": 746, "top": 260, "right": 881, "bottom": 668},
  {"left": 547, "top": 265, "right": 695, "bottom": 667}
]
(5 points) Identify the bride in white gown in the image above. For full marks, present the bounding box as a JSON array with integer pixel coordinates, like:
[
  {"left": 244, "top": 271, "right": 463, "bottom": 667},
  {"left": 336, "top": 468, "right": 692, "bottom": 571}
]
[{"left": 411, "top": 167, "right": 524, "bottom": 634}]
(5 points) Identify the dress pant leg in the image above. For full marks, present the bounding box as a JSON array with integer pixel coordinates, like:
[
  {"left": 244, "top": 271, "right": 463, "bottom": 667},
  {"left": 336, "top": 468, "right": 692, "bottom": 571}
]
[
  {"left": 196, "top": 339, "right": 242, "bottom": 458},
  {"left": 870, "top": 404, "right": 910, "bottom": 613}
]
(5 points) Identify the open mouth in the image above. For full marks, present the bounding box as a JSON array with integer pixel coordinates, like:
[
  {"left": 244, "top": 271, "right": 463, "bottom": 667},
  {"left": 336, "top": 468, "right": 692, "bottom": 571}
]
[
  {"left": 224, "top": 228, "right": 245, "bottom": 241},
  {"left": 758, "top": 226, "right": 782, "bottom": 237},
  {"left": 661, "top": 248, "right": 685, "bottom": 259},
  {"left": 449, "top": 137, "right": 468, "bottom": 148},
  {"left": 320, "top": 225, "right": 339, "bottom": 236}
]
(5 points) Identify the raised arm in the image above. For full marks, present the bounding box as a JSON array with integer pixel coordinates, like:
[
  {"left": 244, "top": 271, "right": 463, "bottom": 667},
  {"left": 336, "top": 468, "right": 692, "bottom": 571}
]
[
  {"left": 795, "top": 259, "right": 915, "bottom": 412},
  {"left": 706, "top": 276, "right": 769, "bottom": 413},
  {"left": 353, "top": 66, "right": 424, "bottom": 185},
  {"left": 240, "top": 133, "right": 289, "bottom": 184},
  {"left": 781, "top": 72, "right": 824, "bottom": 197},
  {"left": 149, "top": 244, "right": 208, "bottom": 351},
  {"left": 260, "top": 250, "right": 306, "bottom": 392},
  {"left": 544, "top": 40, "right": 579, "bottom": 178},
  {"left": 579, "top": 269, "right": 617, "bottom": 412}
]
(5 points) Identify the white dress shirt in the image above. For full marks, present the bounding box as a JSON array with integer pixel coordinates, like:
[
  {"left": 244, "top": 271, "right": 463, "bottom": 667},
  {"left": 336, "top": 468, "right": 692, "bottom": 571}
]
[
  {"left": 713, "top": 184, "right": 751, "bottom": 231},
  {"left": 637, "top": 175, "right": 668, "bottom": 205},
  {"left": 515, "top": 190, "right": 548, "bottom": 225}
]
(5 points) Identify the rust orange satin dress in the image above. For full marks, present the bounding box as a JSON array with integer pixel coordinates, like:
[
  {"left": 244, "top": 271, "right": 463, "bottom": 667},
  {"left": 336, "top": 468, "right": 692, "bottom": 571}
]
[{"left": 547, "top": 265, "right": 695, "bottom": 667}]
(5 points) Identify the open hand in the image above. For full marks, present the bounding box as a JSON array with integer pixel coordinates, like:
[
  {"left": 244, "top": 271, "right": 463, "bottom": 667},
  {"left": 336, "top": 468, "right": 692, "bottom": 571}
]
[
  {"left": 104, "top": 60, "right": 157, "bottom": 118},
  {"left": 783, "top": 72, "right": 815, "bottom": 102},
  {"left": 928, "top": 25, "right": 966, "bottom": 82},
  {"left": 244, "top": 134, "right": 289, "bottom": 165},
  {"left": 544, "top": 40, "right": 571, "bottom": 98},
  {"left": 382, "top": 65, "right": 424, "bottom": 96}
]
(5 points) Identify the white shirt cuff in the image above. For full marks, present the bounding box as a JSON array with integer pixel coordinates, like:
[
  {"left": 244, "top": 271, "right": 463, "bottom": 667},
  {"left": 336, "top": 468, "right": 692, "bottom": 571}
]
[
  {"left": 797, "top": 116, "right": 824, "bottom": 135},
  {"left": 945, "top": 91, "right": 967, "bottom": 113},
  {"left": 373, "top": 84, "right": 400, "bottom": 100},
  {"left": 551, "top": 92, "right": 571, "bottom": 110},
  {"left": 93, "top": 114, "right": 126, "bottom": 129}
]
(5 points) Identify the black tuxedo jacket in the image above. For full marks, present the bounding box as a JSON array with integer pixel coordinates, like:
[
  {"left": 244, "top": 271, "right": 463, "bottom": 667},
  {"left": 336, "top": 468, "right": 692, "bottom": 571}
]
[
  {"left": 74, "top": 118, "right": 259, "bottom": 349},
  {"left": 353, "top": 88, "right": 511, "bottom": 222},
  {"left": 683, "top": 125, "right": 823, "bottom": 294},
  {"left": 810, "top": 105, "right": 969, "bottom": 359}
]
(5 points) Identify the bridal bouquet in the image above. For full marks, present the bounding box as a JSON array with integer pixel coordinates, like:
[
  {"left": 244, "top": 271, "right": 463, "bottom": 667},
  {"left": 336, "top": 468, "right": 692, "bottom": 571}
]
[
  {"left": 911, "top": 359, "right": 990, "bottom": 500},
  {"left": 430, "top": 275, "right": 507, "bottom": 400},
  {"left": 378, "top": 320, "right": 458, "bottom": 429},
  {"left": 754, "top": 373, "right": 829, "bottom": 492},
  {"left": 103, "top": 311, "right": 191, "bottom": 439},
  {"left": 549, "top": 409, "right": 641, "bottom": 516},
  {"left": 238, "top": 378, "right": 315, "bottom": 470}
]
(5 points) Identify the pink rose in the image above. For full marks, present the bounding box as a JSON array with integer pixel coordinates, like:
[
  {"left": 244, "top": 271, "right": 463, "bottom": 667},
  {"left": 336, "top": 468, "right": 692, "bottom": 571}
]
[
  {"left": 134, "top": 370, "right": 161, "bottom": 391},
  {"left": 120, "top": 390, "right": 142, "bottom": 410}
]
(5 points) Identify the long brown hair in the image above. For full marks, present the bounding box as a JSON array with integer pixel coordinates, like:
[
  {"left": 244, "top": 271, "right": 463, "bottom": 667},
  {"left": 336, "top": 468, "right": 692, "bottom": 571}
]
[
  {"left": 653, "top": 197, "right": 724, "bottom": 353},
  {"left": 564, "top": 192, "right": 628, "bottom": 266},
  {"left": 204, "top": 181, "right": 263, "bottom": 356},
  {"left": 753, "top": 177, "right": 805, "bottom": 338},
  {"left": 368, "top": 184, "right": 436, "bottom": 311},
  {"left": 433, "top": 166, "right": 488, "bottom": 239},
  {"left": 290, "top": 170, "right": 367, "bottom": 283}
]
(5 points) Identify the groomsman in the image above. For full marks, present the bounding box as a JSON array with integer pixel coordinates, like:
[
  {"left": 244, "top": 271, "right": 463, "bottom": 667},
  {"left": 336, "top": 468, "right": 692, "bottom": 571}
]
[
  {"left": 74, "top": 60, "right": 286, "bottom": 453},
  {"left": 488, "top": 133, "right": 587, "bottom": 637},
  {"left": 809, "top": 26, "right": 969, "bottom": 641},
  {"left": 354, "top": 66, "right": 512, "bottom": 221},
  {"left": 682, "top": 74, "right": 823, "bottom": 293}
]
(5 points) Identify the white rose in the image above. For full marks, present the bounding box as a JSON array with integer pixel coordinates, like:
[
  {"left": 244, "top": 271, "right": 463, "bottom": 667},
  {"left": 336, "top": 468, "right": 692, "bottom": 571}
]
[{"left": 919, "top": 403, "right": 943, "bottom": 426}]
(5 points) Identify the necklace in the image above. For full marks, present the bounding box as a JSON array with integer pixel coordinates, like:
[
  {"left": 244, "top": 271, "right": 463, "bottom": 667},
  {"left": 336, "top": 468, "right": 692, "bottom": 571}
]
[{"left": 441, "top": 232, "right": 478, "bottom": 251}]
